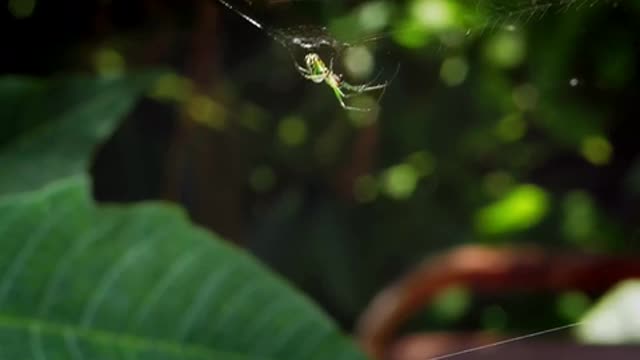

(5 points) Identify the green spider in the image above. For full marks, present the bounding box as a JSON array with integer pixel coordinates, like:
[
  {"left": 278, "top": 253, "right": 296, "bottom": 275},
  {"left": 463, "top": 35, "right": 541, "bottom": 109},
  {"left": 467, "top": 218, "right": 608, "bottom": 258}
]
[
  {"left": 215, "top": 0, "right": 391, "bottom": 111},
  {"left": 296, "top": 53, "right": 389, "bottom": 112}
]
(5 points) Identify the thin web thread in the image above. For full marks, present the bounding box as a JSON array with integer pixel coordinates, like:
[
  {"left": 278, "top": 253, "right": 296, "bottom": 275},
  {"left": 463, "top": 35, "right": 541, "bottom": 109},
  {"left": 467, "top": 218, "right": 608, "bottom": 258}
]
[
  {"left": 216, "top": 0, "right": 609, "bottom": 56},
  {"left": 427, "top": 322, "right": 584, "bottom": 360},
  {"left": 217, "top": 0, "right": 265, "bottom": 30}
]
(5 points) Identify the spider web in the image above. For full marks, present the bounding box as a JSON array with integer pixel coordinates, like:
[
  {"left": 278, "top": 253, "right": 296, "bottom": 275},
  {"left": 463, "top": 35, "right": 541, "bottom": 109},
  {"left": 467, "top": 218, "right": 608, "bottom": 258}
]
[
  {"left": 216, "top": 0, "right": 613, "bottom": 75},
  {"left": 216, "top": 0, "right": 350, "bottom": 70},
  {"left": 476, "top": 0, "right": 606, "bottom": 28},
  {"left": 214, "top": 0, "right": 615, "bottom": 109},
  {"left": 219, "top": 0, "right": 610, "bottom": 47}
]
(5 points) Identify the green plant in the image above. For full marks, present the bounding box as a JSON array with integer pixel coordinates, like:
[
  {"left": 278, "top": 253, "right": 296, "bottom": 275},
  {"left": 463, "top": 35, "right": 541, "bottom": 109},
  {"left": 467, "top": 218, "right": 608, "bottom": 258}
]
[{"left": 0, "top": 74, "right": 368, "bottom": 359}]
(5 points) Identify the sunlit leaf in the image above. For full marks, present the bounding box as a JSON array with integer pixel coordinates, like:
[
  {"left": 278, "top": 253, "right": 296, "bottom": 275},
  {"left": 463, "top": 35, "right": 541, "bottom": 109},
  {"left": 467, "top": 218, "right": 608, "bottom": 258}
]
[{"left": 0, "top": 176, "right": 368, "bottom": 359}]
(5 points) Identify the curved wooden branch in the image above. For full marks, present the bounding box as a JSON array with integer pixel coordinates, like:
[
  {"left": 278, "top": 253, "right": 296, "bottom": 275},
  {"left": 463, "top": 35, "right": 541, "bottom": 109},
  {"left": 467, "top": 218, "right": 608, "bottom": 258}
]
[{"left": 356, "top": 245, "right": 640, "bottom": 359}]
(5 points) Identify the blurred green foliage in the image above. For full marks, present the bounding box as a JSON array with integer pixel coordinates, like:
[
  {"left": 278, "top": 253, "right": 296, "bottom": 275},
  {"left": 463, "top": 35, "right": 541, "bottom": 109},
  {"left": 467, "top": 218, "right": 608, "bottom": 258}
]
[
  {"left": 2, "top": 0, "right": 640, "bottom": 347},
  {"left": 0, "top": 74, "right": 367, "bottom": 359}
]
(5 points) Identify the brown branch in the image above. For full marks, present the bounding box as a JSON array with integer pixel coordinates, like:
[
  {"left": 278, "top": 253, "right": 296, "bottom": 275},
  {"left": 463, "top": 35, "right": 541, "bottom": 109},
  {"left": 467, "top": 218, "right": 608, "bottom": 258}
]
[
  {"left": 335, "top": 123, "right": 379, "bottom": 201},
  {"left": 356, "top": 245, "right": 640, "bottom": 359},
  {"left": 165, "top": 0, "right": 246, "bottom": 243}
]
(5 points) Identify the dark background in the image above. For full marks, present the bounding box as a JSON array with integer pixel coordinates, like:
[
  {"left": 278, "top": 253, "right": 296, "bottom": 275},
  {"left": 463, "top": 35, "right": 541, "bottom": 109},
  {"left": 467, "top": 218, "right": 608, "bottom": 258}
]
[{"left": 3, "top": 0, "right": 640, "bottom": 344}]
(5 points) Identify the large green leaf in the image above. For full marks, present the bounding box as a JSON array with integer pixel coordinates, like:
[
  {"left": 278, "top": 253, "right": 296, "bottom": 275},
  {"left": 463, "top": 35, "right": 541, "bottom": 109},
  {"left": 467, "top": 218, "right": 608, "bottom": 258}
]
[
  {"left": 0, "top": 175, "right": 367, "bottom": 359},
  {"left": 0, "top": 73, "right": 159, "bottom": 196},
  {"left": 0, "top": 76, "right": 44, "bottom": 146}
]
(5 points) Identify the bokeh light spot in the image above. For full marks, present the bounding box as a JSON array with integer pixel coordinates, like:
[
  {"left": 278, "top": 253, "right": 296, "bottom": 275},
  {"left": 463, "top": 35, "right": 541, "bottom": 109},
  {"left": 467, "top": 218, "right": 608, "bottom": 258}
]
[
  {"left": 581, "top": 135, "right": 613, "bottom": 166},
  {"left": 495, "top": 113, "right": 527, "bottom": 142},
  {"left": 344, "top": 46, "right": 375, "bottom": 80},
  {"left": 440, "top": 56, "right": 469, "bottom": 86},
  {"left": 407, "top": 150, "right": 436, "bottom": 177},
  {"left": 475, "top": 184, "right": 550, "bottom": 235},
  {"left": 411, "top": 0, "right": 457, "bottom": 30},
  {"left": 484, "top": 31, "right": 526, "bottom": 68},
  {"left": 278, "top": 116, "right": 307, "bottom": 147},
  {"left": 431, "top": 286, "right": 471, "bottom": 323},
  {"left": 383, "top": 163, "right": 419, "bottom": 200},
  {"left": 358, "top": 1, "right": 391, "bottom": 32},
  {"left": 392, "top": 19, "right": 431, "bottom": 48},
  {"left": 93, "top": 48, "right": 125, "bottom": 78},
  {"left": 186, "top": 94, "right": 225, "bottom": 129},
  {"left": 150, "top": 73, "right": 193, "bottom": 102}
]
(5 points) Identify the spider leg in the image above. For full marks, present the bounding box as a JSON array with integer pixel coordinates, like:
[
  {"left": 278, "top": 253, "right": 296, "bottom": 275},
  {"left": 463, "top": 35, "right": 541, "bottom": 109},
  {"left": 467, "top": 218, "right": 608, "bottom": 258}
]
[
  {"left": 340, "top": 81, "right": 389, "bottom": 97},
  {"left": 296, "top": 64, "right": 310, "bottom": 75},
  {"left": 296, "top": 63, "right": 316, "bottom": 78},
  {"left": 332, "top": 86, "right": 371, "bottom": 112},
  {"left": 340, "top": 71, "right": 388, "bottom": 95},
  {"left": 338, "top": 97, "right": 373, "bottom": 112},
  {"left": 339, "top": 62, "right": 400, "bottom": 97},
  {"left": 289, "top": 51, "right": 310, "bottom": 74}
]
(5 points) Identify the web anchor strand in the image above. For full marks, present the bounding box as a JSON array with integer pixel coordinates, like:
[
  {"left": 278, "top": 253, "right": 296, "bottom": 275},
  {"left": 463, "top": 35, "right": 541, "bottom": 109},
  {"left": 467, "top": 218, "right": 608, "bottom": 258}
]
[{"left": 427, "top": 322, "right": 583, "bottom": 360}]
